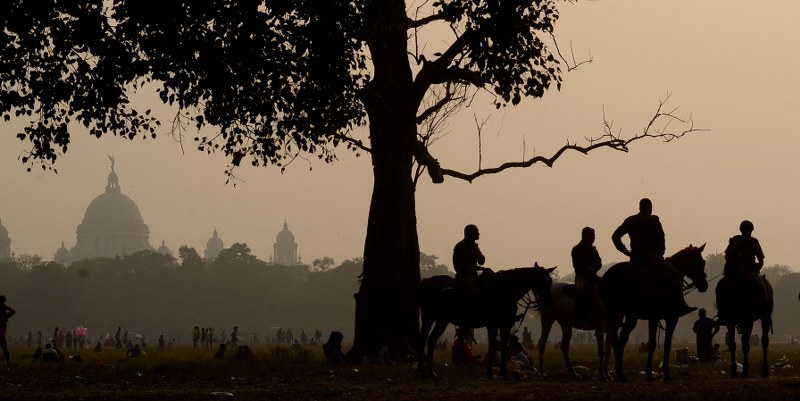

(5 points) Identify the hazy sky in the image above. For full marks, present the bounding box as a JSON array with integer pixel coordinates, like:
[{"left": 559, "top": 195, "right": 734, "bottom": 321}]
[{"left": 2, "top": 0, "right": 799, "bottom": 277}]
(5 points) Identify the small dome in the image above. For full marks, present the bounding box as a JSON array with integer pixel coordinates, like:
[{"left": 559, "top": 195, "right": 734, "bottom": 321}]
[
  {"left": 156, "top": 240, "right": 172, "bottom": 256},
  {"left": 54, "top": 241, "right": 71, "bottom": 263},
  {"left": 207, "top": 229, "right": 223, "bottom": 248},
  {"left": 276, "top": 221, "right": 295, "bottom": 243},
  {"left": 0, "top": 218, "right": 7, "bottom": 238}
]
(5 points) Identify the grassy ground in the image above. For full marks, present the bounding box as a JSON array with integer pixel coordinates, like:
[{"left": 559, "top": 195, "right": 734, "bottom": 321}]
[{"left": 1, "top": 342, "right": 799, "bottom": 400}]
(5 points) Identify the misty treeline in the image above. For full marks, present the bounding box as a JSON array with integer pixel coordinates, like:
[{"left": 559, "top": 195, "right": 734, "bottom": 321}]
[{"left": 0, "top": 244, "right": 452, "bottom": 343}]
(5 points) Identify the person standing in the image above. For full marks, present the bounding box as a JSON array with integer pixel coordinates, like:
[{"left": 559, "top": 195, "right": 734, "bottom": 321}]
[
  {"left": 611, "top": 198, "right": 696, "bottom": 316},
  {"left": 692, "top": 308, "right": 719, "bottom": 363},
  {"left": 0, "top": 295, "right": 16, "bottom": 366}
]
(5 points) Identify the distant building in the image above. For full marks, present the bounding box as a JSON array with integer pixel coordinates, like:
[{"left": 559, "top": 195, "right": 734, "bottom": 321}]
[
  {"left": 273, "top": 221, "right": 300, "bottom": 266},
  {"left": 68, "top": 157, "right": 154, "bottom": 261},
  {"left": 204, "top": 228, "right": 224, "bottom": 261},
  {"left": 54, "top": 241, "right": 71, "bottom": 266},
  {"left": 0, "top": 218, "right": 10, "bottom": 260},
  {"left": 156, "top": 240, "right": 173, "bottom": 257}
]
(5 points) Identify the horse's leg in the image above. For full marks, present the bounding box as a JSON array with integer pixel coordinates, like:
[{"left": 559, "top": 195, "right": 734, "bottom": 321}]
[
  {"left": 601, "top": 330, "right": 611, "bottom": 380},
  {"left": 426, "top": 320, "right": 449, "bottom": 378},
  {"left": 417, "top": 313, "right": 435, "bottom": 376},
  {"left": 560, "top": 325, "right": 577, "bottom": 377},
  {"left": 498, "top": 326, "right": 511, "bottom": 379},
  {"left": 662, "top": 317, "right": 677, "bottom": 381},
  {"left": 486, "top": 326, "right": 498, "bottom": 379},
  {"left": 615, "top": 315, "right": 637, "bottom": 381},
  {"left": 538, "top": 316, "right": 555, "bottom": 377},
  {"left": 727, "top": 324, "right": 738, "bottom": 378},
  {"left": 644, "top": 319, "right": 658, "bottom": 381},
  {"left": 761, "top": 317, "right": 771, "bottom": 378},
  {"left": 740, "top": 321, "right": 753, "bottom": 378}
]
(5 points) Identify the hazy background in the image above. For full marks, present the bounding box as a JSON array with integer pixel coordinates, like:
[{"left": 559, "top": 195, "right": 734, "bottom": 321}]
[{"left": 2, "top": 0, "right": 799, "bottom": 277}]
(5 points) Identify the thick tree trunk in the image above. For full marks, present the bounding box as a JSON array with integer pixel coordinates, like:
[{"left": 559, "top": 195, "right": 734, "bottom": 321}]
[{"left": 349, "top": 1, "right": 421, "bottom": 361}]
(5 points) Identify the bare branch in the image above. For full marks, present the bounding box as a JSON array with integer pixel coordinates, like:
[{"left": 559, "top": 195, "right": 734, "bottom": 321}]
[
  {"left": 438, "top": 96, "right": 707, "bottom": 183},
  {"left": 549, "top": 32, "right": 593, "bottom": 72}
]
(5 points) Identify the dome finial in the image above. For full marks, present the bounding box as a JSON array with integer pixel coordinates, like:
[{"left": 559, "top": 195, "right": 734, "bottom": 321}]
[{"left": 106, "top": 156, "right": 120, "bottom": 193}]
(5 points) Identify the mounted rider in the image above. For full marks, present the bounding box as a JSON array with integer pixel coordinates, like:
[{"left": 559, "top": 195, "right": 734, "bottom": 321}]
[
  {"left": 721, "top": 220, "right": 767, "bottom": 316},
  {"left": 572, "top": 227, "right": 602, "bottom": 325},
  {"left": 453, "top": 224, "right": 491, "bottom": 302},
  {"left": 611, "top": 198, "right": 696, "bottom": 317}
]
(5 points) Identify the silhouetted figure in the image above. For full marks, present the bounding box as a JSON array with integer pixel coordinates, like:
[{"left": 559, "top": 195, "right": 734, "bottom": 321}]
[
  {"left": 507, "top": 334, "right": 534, "bottom": 376},
  {"left": 723, "top": 220, "right": 768, "bottom": 315},
  {"left": 572, "top": 227, "right": 602, "bottom": 325},
  {"left": 230, "top": 326, "right": 239, "bottom": 348},
  {"left": 200, "top": 328, "right": 207, "bottom": 348},
  {"left": 521, "top": 327, "right": 534, "bottom": 350},
  {"left": 41, "top": 343, "right": 63, "bottom": 362},
  {"left": 214, "top": 343, "right": 226, "bottom": 359},
  {"left": 611, "top": 198, "right": 696, "bottom": 316},
  {"left": 235, "top": 345, "right": 254, "bottom": 360},
  {"left": 453, "top": 224, "right": 490, "bottom": 301},
  {"left": 31, "top": 347, "right": 42, "bottom": 362},
  {"left": 323, "top": 331, "right": 344, "bottom": 364},
  {"left": 158, "top": 335, "right": 166, "bottom": 351},
  {"left": 114, "top": 327, "right": 122, "bottom": 349},
  {"left": 127, "top": 344, "right": 142, "bottom": 358},
  {"left": 0, "top": 295, "right": 16, "bottom": 366},
  {"left": 192, "top": 326, "right": 200, "bottom": 349},
  {"left": 692, "top": 308, "right": 719, "bottom": 363},
  {"left": 94, "top": 342, "right": 103, "bottom": 353},
  {"left": 451, "top": 327, "right": 482, "bottom": 366}
]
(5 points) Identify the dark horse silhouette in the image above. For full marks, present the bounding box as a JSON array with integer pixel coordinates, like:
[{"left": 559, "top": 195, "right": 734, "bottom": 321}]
[
  {"left": 599, "top": 244, "right": 708, "bottom": 381},
  {"left": 416, "top": 263, "right": 556, "bottom": 379},
  {"left": 715, "top": 273, "right": 773, "bottom": 378}
]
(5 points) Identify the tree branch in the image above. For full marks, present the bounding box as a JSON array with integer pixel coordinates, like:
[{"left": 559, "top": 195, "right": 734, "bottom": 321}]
[{"left": 438, "top": 95, "right": 707, "bottom": 183}]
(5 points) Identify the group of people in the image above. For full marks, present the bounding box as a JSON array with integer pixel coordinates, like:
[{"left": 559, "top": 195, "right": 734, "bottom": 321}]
[{"left": 452, "top": 197, "right": 767, "bottom": 364}]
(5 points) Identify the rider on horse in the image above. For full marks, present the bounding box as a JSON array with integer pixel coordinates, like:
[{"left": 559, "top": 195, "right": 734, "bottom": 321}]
[
  {"left": 611, "top": 198, "right": 697, "bottom": 317},
  {"left": 453, "top": 224, "right": 491, "bottom": 304},
  {"left": 721, "top": 220, "right": 768, "bottom": 317},
  {"left": 572, "top": 227, "right": 602, "bottom": 325}
]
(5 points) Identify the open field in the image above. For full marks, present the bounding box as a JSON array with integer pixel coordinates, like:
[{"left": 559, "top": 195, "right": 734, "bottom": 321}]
[{"left": 1, "top": 343, "right": 799, "bottom": 400}]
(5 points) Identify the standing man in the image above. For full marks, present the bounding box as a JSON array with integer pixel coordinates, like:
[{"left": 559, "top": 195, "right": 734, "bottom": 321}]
[
  {"left": 572, "top": 227, "right": 602, "bottom": 325},
  {"left": 0, "top": 295, "right": 16, "bottom": 367},
  {"left": 453, "top": 224, "right": 489, "bottom": 300},
  {"left": 692, "top": 308, "right": 719, "bottom": 363},
  {"left": 611, "top": 198, "right": 696, "bottom": 316}
]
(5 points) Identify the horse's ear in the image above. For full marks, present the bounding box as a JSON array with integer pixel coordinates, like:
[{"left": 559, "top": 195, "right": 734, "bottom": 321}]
[
  {"left": 547, "top": 267, "right": 557, "bottom": 274},
  {"left": 534, "top": 262, "right": 540, "bottom": 268},
  {"left": 699, "top": 243, "right": 706, "bottom": 252}
]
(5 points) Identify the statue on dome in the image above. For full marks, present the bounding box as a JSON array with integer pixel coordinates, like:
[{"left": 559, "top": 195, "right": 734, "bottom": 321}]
[{"left": 108, "top": 155, "right": 116, "bottom": 172}]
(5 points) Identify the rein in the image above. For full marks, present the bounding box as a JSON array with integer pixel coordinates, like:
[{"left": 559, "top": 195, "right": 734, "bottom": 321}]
[{"left": 512, "top": 292, "right": 541, "bottom": 334}]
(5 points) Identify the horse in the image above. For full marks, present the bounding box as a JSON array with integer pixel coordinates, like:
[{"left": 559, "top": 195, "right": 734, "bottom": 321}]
[
  {"left": 715, "top": 273, "right": 773, "bottom": 378},
  {"left": 537, "top": 281, "right": 609, "bottom": 379},
  {"left": 416, "top": 263, "right": 556, "bottom": 379},
  {"left": 598, "top": 244, "right": 708, "bottom": 381}
]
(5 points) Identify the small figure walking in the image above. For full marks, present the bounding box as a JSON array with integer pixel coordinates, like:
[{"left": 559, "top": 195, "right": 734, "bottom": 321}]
[{"left": 0, "top": 295, "right": 17, "bottom": 367}]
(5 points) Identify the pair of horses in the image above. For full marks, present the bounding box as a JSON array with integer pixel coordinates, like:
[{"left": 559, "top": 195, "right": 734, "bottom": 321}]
[{"left": 418, "top": 244, "right": 773, "bottom": 380}]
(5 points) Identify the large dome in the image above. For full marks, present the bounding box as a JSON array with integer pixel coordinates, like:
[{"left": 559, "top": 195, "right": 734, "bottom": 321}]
[
  {"left": 82, "top": 191, "right": 145, "bottom": 226},
  {"left": 70, "top": 158, "right": 152, "bottom": 260}
]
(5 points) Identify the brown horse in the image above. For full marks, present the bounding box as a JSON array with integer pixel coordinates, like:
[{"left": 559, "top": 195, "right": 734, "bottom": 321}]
[
  {"left": 599, "top": 244, "right": 708, "bottom": 381},
  {"left": 715, "top": 274, "right": 773, "bottom": 378},
  {"left": 416, "top": 264, "right": 556, "bottom": 379},
  {"left": 538, "top": 281, "right": 610, "bottom": 379}
]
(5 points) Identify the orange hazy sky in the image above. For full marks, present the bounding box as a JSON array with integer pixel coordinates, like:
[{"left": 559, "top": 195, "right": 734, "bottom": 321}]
[{"left": 2, "top": 0, "right": 798, "bottom": 277}]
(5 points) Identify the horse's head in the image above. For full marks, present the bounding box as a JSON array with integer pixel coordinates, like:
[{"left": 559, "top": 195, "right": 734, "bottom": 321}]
[
  {"left": 668, "top": 243, "right": 708, "bottom": 292},
  {"left": 529, "top": 262, "right": 556, "bottom": 310}
]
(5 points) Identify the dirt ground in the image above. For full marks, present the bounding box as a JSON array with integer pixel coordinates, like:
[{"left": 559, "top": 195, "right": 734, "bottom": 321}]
[{"left": 1, "top": 363, "right": 799, "bottom": 400}]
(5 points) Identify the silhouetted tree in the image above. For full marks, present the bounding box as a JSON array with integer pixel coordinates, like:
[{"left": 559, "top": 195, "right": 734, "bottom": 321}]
[
  {"left": 1, "top": 1, "right": 700, "bottom": 358},
  {"left": 420, "top": 252, "right": 451, "bottom": 278},
  {"left": 312, "top": 257, "right": 336, "bottom": 272},
  {"left": 178, "top": 246, "right": 204, "bottom": 271},
  {"left": 213, "top": 243, "right": 264, "bottom": 272}
]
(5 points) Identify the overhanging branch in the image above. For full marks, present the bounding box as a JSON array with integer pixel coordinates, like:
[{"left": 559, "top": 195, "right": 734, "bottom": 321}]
[{"left": 438, "top": 95, "right": 707, "bottom": 183}]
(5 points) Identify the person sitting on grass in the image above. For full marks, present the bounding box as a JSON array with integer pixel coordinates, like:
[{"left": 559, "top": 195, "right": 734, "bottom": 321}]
[
  {"left": 41, "top": 343, "right": 63, "bottom": 362},
  {"left": 214, "top": 343, "right": 227, "bottom": 359},
  {"left": 323, "top": 331, "right": 344, "bottom": 364},
  {"left": 451, "top": 327, "right": 482, "bottom": 366},
  {"left": 127, "top": 344, "right": 142, "bottom": 358}
]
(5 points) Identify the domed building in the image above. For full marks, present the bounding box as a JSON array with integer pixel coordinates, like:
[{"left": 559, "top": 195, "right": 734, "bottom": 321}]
[
  {"left": 69, "top": 158, "right": 153, "bottom": 261},
  {"left": 0, "top": 218, "right": 10, "bottom": 260},
  {"left": 156, "top": 240, "right": 173, "bottom": 257},
  {"left": 273, "top": 221, "right": 300, "bottom": 266},
  {"left": 54, "top": 241, "right": 71, "bottom": 266},
  {"left": 204, "top": 228, "right": 224, "bottom": 261}
]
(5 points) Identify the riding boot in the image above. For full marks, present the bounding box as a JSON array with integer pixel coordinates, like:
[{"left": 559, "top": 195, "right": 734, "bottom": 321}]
[{"left": 675, "top": 288, "right": 697, "bottom": 317}]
